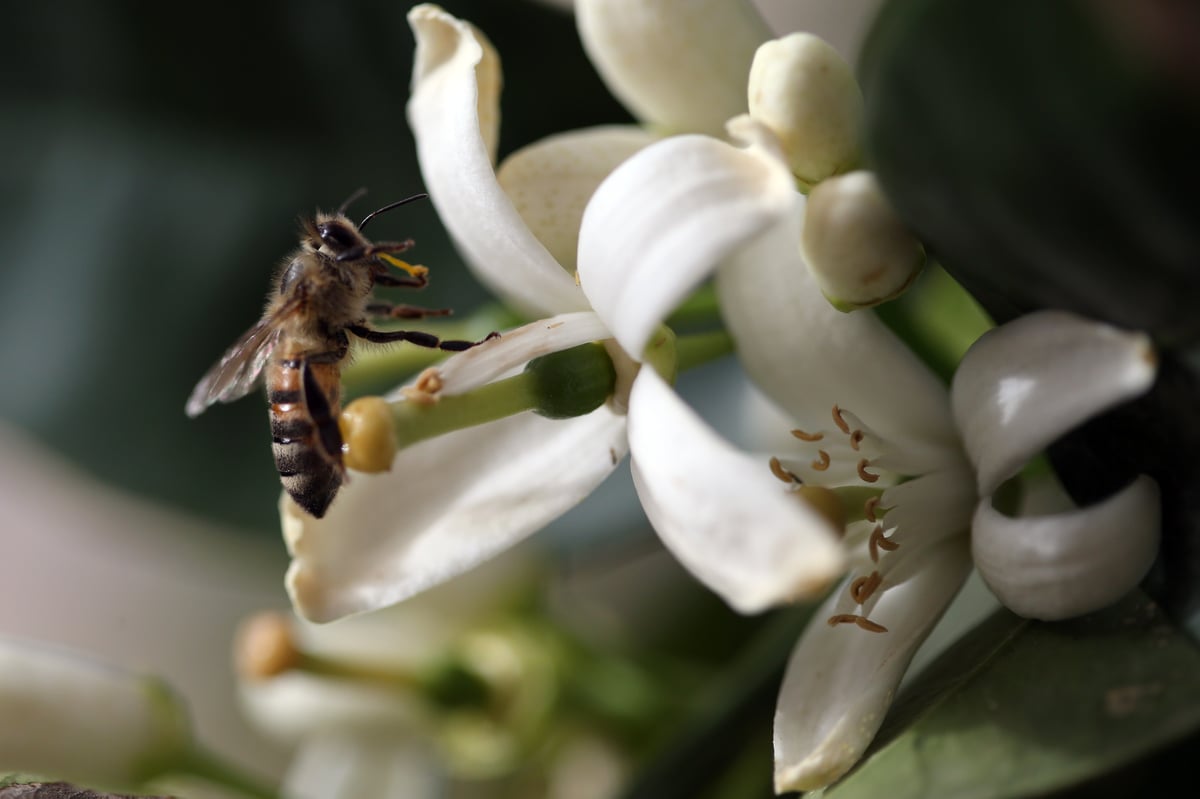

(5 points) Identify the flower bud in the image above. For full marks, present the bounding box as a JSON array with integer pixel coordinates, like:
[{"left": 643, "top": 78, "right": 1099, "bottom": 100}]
[
  {"left": 525, "top": 342, "right": 617, "bottom": 420},
  {"left": 802, "top": 171, "right": 925, "bottom": 310},
  {"left": 339, "top": 396, "right": 396, "bottom": 473},
  {"left": 0, "top": 638, "right": 191, "bottom": 789},
  {"left": 747, "top": 33, "right": 863, "bottom": 186}
]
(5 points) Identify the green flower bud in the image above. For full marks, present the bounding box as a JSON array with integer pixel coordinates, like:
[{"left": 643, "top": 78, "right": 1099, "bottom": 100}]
[{"left": 525, "top": 343, "right": 617, "bottom": 420}]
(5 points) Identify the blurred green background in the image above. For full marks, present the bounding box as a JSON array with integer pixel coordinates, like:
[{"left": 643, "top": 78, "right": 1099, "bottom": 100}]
[{"left": 0, "top": 0, "right": 630, "bottom": 532}]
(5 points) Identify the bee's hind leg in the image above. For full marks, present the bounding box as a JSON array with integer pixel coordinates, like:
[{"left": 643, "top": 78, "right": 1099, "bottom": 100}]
[
  {"left": 349, "top": 324, "right": 500, "bottom": 352},
  {"left": 366, "top": 301, "right": 453, "bottom": 320}
]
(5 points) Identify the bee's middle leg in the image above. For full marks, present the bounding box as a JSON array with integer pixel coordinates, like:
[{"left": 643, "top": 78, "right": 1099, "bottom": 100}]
[{"left": 366, "top": 301, "right": 453, "bottom": 320}]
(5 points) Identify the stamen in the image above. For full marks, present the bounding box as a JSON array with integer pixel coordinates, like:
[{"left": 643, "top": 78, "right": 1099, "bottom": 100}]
[
  {"left": 854, "top": 617, "right": 889, "bottom": 634},
  {"left": 812, "top": 450, "right": 831, "bottom": 471},
  {"left": 857, "top": 458, "right": 880, "bottom": 483},
  {"left": 769, "top": 456, "right": 800, "bottom": 484},
  {"left": 826, "top": 613, "right": 888, "bottom": 633},
  {"left": 849, "top": 429, "right": 865, "bottom": 451},
  {"left": 791, "top": 428, "right": 824, "bottom": 442},
  {"left": 832, "top": 405, "right": 851, "bottom": 434},
  {"left": 849, "top": 570, "right": 883, "bottom": 604},
  {"left": 868, "top": 524, "right": 900, "bottom": 563},
  {"left": 863, "top": 495, "right": 881, "bottom": 523}
]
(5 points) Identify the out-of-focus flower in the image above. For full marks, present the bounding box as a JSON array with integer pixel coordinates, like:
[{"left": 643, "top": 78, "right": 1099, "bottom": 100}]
[
  {"left": 0, "top": 637, "right": 191, "bottom": 790},
  {"left": 575, "top": 109, "right": 1161, "bottom": 791}
]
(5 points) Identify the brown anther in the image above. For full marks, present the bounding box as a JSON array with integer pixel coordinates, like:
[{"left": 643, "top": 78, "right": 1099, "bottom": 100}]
[
  {"left": 791, "top": 428, "right": 824, "bottom": 442},
  {"left": 849, "top": 571, "right": 883, "bottom": 604},
  {"left": 832, "top": 405, "right": 851, "bottom": 434},
  {"left": 863, "top": 495, "right": 881, "bottom": 523},
  {"left": 234, "top": 611, "right": 302, "bottom": 680},
  {"left": 854, "top": 617, "right": 889, "bottom": 634},
  {"left": 868, "top": 523, "right": 899, "bottom": 563},
  {"left": 849, "top": 429, "right": 865, "bottom": 451},
  {"left": 400, "top": 367, "right": 444, "bottom": 405},
  {"left": 769, "top": 456, "right": 799, "bottom": 484},
  {"left": 856, "top": 458, "right": 880, "bottom": 483},
  {"left": 826, "top": 613, "right": 888, "bottom": 633},
  {"left": 811, "top": 450, "right": 831, "bottom": 471}
]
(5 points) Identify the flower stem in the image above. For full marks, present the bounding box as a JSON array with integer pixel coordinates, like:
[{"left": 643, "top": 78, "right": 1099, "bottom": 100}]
[
  {"left": 675, "top": 329, "right": 735, "bottom": 372},
  {"left": 175, "top": 747, "right": 279, "bottom": 799}
]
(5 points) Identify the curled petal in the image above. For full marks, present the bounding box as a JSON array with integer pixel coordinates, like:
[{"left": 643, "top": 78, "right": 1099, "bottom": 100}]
[
  {"left": 628, "top": 368, "right": 844, "bottom": 614},
  {"left": 387, "top": 311, "right": 613, "bottom": 399},
  {"left": 716, "top": 196, "right": 960, "bottom": 464},
  {"left": 578, "top": 119, "right": 796, "bottom": 360},
  {"left": 498, "top": 125, "right": 659, "bottom": 274},
  {"left": 576, "top": 0, "right": 770, "bottom": 136},
  {"left": 407, "top": 5, "right": 583, "bottom": 316},
  {"left": 952, "top": 310, "right": 1157, "bottom": 497},
  {"left": 285, "top": 409, "right": 627, "bottom": 622},
  {"left": 774, "top": 537, "right": 971, "bottom": 792},
  {"left": 972, "top": 476, "right": 1161, "bottom": 621}
]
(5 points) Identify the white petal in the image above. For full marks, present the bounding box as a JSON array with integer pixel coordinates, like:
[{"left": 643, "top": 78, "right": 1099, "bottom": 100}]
[
  {"left": 575, "top": 0, "right": 771, "bottom": 136},
  {"left": 0, "top": 638, "right": 190, "bottom": 788},
  {"left": 284, "top": 408, "right": 627, "bottom": 622},
  {"left": 952, "top": 311, "right": 1157, "bottom": 497},
  {"left": 751, "top": 0, "right": 884, "bottom": 63},
  {"left": 716, "top": 196, "right": 959, "bottom": 461},
  {"left": 282, "top": 735, "right": 441, "bottom": 799},
  {"left": 972, "top": 476, "right": 1161, "bottom": 621},
  {"left": 386, "top": 311, "right": 613, "bottom": 400},
  {"left": 497, "top": 125, "right": 659, "bottom": 273},
  {"left": 407, "top": 5, "right": 583, "bottom": 316},
  {"left": 773, "top": 537, "right": 971, "bottom": 792},
  {"left": 876, "top": 467, "right": 977, "bottom": 556},
  {"left": 627, "top": 368, "right": 844, "bottom": 614},
  {"left": 578, "top": 120, "right": 796, "bottom": 360}
]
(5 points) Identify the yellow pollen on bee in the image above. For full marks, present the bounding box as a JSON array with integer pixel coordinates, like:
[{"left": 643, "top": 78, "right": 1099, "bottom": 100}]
[
  {"left": 812, "top": 450, "right": 832, "bottom": 471},
  {"left": 791, "top": 428, "right": 824, "bottom": 442},
  {"left": 378, "top": 252, "right": 429, "bottom": 279}
]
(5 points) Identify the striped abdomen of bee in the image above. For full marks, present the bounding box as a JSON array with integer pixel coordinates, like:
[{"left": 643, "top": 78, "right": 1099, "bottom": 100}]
[{"left": 266, "top": 345, "right": 346, "bottom": 519}]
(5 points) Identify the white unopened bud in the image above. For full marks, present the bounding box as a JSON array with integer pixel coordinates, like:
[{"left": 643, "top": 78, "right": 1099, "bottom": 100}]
[
  {"left": 802, "top": 171, "right": 925, "bottom": 310},
  {"left": 747, "top": 33, "right": 863, "bottom": 186},
  {"left": 0, "top": 638, "right": 191, "bottom": 788}
]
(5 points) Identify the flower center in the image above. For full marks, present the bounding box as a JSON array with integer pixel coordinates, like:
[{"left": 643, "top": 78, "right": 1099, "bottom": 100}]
[{"left": 769, "top": 405, "right": 904, "bottom": 634}]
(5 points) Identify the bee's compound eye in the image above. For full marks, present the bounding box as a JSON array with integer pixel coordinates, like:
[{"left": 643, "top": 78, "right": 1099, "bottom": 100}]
[
  {"left": 280, "top": 259, "right": 304, "bottom": 293},
  {"left": 318, "top": 222, "right": 356, "bottom": 250}
]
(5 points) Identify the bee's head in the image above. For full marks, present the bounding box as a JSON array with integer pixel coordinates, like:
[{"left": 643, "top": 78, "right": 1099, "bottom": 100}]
[{"left": 302, "top": 214, "right": 368, "bottom": 259}]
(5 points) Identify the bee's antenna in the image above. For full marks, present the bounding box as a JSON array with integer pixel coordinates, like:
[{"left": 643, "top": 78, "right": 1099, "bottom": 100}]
[
  {"left": 336, "top": 187, "right": 369, "bottom": 216},
  {"left": 358, "top": 193, "right": 429, "bottom": 231}
]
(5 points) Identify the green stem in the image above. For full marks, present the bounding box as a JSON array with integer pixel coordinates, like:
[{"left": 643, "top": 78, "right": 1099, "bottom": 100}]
[
  {"left": 676, "top": 329, "right": 735, "bottom": 372},
  {"left": 176, "top": 747, "right": 279, "bottom": 799},
  {"left": 391, "top": 371, "right": 541, "bottom": 448},
  {"left": 666, "top": 283, "right": 722, "bottom": 331}
]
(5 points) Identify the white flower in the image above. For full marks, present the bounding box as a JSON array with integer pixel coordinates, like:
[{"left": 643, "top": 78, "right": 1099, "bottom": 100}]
[
  {"left": 575, "top": 120, "right": 1161, "bottom": 791},
  {"left": 284, "top": 1, "right": 862, "bottom": 622},
  {"left": 0, "top": 637, "right": 191, "bottom": 789}
]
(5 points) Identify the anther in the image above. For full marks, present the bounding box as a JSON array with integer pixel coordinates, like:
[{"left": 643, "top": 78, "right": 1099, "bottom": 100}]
[
  {"left": 827, "top": 614, "right": 860, "bottom": 628},
  {"left": 849, "top": 429, "right": 865, "bottom": 450},
  {"left": 868, "top": 523, "right": 899, "bottom": 563},
  {"left": 812, "top": 450, "right": 831, "bottom": 471},
  {"left": 856, "top": 458, "right": 879, "bottom": 483},
  {"left": 849, "top": 570, "right": 883, "bottom": 604},
  {"left": 854, "top": 617, "right": 889, "bottom": 633},
  {"left": 863, "top": 495, "right": 881, "bottom": 522},
  {"left": 769, "top": 456, "right": 800, "bottom": 484},
  {"left": 832, "top": 405, "right": 851, "bottom": 434},
  {"left": 791, "top": 428, "right": 824, "bottom": 442}
]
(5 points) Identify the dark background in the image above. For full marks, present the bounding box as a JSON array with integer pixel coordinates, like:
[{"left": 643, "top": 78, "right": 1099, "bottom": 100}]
[{"left": 0, "top": 0, "right": 631, "bottom": 531}]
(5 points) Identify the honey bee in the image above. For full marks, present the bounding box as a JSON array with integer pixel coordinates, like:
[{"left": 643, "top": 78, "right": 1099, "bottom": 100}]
[{"left": 186, "top": 191, "right": 495, "bottom": 518}]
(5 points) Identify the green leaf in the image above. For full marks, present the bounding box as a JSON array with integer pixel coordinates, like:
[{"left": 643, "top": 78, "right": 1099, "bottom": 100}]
[
  {"left": 825, "top": 591, "right": 1200, "bottom": 799},
  {"left": 859, "top": 0, "right": 1200, "bottom": 347}
]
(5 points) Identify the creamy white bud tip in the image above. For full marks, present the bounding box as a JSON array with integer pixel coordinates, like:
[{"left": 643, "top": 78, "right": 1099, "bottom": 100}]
[
  {"left": 747, "top": 33, "right": 863, "bottom": 185},
  {"left": 0, "top": 638, "right": 192, "bottom": 788},
  {"left": 801, "top": 170, "right": 925, "bottom": 310}
]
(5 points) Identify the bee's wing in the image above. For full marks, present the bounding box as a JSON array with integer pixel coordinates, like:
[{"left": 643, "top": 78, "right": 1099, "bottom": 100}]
[{"left": 185, "top": 300, "right": 299, "bottom": 417}]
